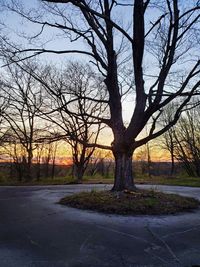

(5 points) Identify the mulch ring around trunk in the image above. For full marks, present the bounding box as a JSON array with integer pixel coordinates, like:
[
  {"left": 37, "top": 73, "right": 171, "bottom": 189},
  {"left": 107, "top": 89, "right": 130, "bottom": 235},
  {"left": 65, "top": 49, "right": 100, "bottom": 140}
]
[{"left": 59, "top": 189, "right": 199, "bottom": 215}]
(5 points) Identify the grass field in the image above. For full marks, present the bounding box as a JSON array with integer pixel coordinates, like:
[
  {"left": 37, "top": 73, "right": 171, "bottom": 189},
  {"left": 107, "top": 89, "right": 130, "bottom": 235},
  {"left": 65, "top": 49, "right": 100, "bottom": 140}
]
[{"left": 1, "top": 174, "right": 200, "bottom": 187}]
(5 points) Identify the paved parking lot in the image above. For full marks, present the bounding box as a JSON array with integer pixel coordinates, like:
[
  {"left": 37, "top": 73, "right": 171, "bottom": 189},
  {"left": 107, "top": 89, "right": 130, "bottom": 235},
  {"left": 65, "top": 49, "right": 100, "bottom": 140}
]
[{"left": 0, "top": 184, "right": 200, "bottom": 267}]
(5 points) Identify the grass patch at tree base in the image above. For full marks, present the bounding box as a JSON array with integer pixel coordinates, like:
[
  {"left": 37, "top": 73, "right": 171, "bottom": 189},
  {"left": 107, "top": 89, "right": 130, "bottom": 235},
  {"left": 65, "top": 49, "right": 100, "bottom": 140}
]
[{"left": 59, "top": 189, "right": 199, "bottom": 215}]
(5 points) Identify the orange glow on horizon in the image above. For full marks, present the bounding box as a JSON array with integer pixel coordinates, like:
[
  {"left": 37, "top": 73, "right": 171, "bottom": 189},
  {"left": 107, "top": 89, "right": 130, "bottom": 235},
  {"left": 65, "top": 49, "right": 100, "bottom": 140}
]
[{"left": 54, "top": 158, "right": 73, "bottom": 166}]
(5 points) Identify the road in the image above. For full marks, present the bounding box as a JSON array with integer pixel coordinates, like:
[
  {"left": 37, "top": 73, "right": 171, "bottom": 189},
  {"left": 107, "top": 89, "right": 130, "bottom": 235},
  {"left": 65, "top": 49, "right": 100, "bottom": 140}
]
[{"left": 0, "top": 184, "right": 200, "bottom": 267}]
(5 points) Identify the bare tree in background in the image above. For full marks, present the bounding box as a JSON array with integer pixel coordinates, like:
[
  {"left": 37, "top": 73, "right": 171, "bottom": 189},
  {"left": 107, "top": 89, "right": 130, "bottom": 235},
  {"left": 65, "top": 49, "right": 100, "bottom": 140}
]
[
  {"left": 34, "top": 130, "right": 59, "bottom": 180},
  {"left": 135, "top": 142, "right": 153, "bottom": 177},
  {"left": 0, "top": 83, "right": 9, "bottom": 146},
  {"left": 161, "top": 103, "right": 200, "bottom": 177},
  {"left": 87, "top": 149, "right": 113, "bottom": 178},
  {"left": 2, "top": 0, "right": 200, "bottom": 190},
  {"left": 161, "top": 105, "right": 177, "bottom": 176},
  {"left": 174, "top": 107, "right": 200, "bottom": 177},
  {"left": 1, "top": 64, "right": 44, "bottom": 180},
  {"left": 36, "top": 62, "right": 107, "bottom": 182}
]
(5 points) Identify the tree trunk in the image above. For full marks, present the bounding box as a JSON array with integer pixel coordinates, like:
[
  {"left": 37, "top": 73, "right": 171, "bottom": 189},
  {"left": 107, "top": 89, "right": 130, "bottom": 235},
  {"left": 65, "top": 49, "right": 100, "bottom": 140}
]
[
  {"left": 73, "top": 164, "right": 84, "bottom": 183},
  {"left": 27, "top": 158, "right": 32, "bottom": 181},
  {"left": 112, "top": 150, "right": 136, "bottom": 191},
  {"left": 22, "top": 156, "right": 32, "bottom": 181},
  {"left": 36, "top": 162, "right": 41, "bottom": 181},
  {"left": 170, "top": 152, "right": 175, "bottom": 176},
  {"left": 51, "top": 159, "right": 56, "bottom": 179}
]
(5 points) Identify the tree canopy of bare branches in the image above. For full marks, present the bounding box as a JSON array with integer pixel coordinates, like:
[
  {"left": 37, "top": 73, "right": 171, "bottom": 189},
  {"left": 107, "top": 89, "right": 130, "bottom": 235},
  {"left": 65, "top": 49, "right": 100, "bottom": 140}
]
[
  {"left": 1, "top": 0, "right": 200, "bottom": 190},
  {"left": 1, "top": 63, "right": 45, "bottom": 180},
  {"left": 37, "top": 61, "right": 108, "bottom": 182},
  {"left": 163, "top": 105, "right": 200, "bottom": 177}
]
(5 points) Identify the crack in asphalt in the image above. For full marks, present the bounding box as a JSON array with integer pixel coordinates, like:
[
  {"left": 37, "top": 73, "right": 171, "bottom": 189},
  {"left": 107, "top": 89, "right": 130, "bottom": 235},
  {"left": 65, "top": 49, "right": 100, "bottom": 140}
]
[
  {"left": 162, "top": 224, "right": 200, "bottom": 239},
  {"left": 146, "top": 224, "right": 181, "bottom": 265},
  {"left": 95, "top": 224, "right": 172, "bottom": 265},
  {"left": 96, "top": 224, "right": 155, "bottom": 245}
]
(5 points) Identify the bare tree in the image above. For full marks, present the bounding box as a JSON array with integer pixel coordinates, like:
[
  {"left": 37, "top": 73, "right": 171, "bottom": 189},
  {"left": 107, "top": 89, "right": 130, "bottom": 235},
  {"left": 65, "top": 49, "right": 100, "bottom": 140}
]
[
  {"left": 87, "top": 149, "right": 113, "bottom": 178},
  {"left": 40, "top": 140, "right": 58, "bottom": 179},
  {"left": 135, "top": 142, "right": 153, "bottom": 177},
  {"left": 34, "top": 131, "right": 60, "bottom": 180},
  {"left": 161, "top": 103, "right": 200, "bottom": 177},
  {"left": 161, "top": 105, "right": 177, "bottom": 176},
  {"left": 1, "top": 64, "right": 44, "bottom": 180},
  {"left": 37, "top": 62, "right": 107, "bottom": 182},
  {"left": 174, "top": 107, "right": 200, "bottom": 177},
  {"left": 2, "top": 0, "right": 200, "bottom": 190},
  {"left": 0, "top": 76, "right": 10, "bottom": 148}
]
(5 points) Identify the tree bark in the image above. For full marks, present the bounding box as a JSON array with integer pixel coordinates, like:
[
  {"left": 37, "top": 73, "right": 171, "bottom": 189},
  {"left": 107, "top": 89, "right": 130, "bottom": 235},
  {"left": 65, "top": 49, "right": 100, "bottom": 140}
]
[
  {"left": 26, "top": 154, "right": 33, "bottom": 181},
  {"left": 112, "top": 149, "right": 136, "bottom": 191},
  {"left": 73, "top": 164, "right": 84, "bottom": 183}
]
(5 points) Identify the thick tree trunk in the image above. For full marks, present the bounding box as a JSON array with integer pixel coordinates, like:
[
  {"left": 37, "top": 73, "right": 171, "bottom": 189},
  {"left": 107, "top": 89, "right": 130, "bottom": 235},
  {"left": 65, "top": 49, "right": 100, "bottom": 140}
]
[
  {"left": 112, "top": 150, "right": 136, "bottom": 191},
  {"left": 73, "top": 163, "right": 84, "bottom": 183},
  {"left": 27, "top": 159, "right": 32, "bottom": 180}
]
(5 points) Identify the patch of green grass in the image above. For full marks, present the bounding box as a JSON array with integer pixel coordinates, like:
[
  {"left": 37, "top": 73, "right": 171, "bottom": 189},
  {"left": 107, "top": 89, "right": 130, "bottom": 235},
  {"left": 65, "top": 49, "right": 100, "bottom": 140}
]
[
  {"left": 59, "top": 189, "right": 199, "bottom": 215},
  {"left": 82, "top": 175, "right": 200, "bottom": 187},
  {"left": 0, "top": 176, "right": 74, "bottom": 186},
  {"left": 80, "top": 173, "right": 200, "bottom": 187},
  {"left": 1, "top": 173, "right": 200, "bottom": 188},
  {"left": 135, "top": 175, "right": 200, "bottom": 187}
]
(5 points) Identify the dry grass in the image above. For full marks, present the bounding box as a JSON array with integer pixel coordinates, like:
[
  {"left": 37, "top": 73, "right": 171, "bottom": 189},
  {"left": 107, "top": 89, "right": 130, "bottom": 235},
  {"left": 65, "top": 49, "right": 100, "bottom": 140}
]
[{"left": 59, "top": 189, "right": 199, "bottom": 215}]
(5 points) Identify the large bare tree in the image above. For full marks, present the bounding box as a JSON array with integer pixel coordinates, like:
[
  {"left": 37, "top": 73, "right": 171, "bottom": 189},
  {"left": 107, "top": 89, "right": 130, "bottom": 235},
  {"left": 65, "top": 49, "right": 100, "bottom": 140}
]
[
  {"left": 2, "top": 0, "right": 200, "bottom": 190},
  {"left": 37, "top": 62, "right": 107, "bottom": 182},
  {"left": 1, "top": 63, "right": 45, "bottom": 180}
]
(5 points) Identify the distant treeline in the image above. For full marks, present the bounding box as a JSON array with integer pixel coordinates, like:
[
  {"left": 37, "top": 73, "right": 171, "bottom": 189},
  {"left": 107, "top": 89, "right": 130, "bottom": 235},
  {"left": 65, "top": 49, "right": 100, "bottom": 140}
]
[{"left": 0, "top": 160, "right": 187, "bottom": 183}]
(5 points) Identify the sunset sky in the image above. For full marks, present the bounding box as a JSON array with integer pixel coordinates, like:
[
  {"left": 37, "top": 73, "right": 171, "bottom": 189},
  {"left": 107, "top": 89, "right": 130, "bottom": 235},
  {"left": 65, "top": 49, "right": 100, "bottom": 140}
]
[{"left": 1, "top": 0, "right": 194, "bottom": 163}]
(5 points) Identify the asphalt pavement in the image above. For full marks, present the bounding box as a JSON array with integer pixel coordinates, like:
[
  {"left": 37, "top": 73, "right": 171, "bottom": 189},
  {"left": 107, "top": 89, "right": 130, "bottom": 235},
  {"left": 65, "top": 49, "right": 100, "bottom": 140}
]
[{"left": 0, "top": 184, "right": 200, "bottom": 267}]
